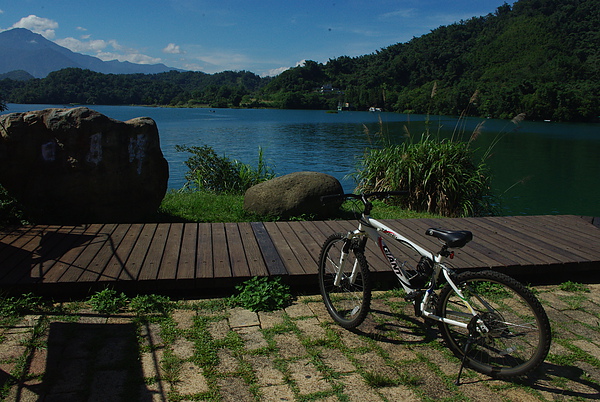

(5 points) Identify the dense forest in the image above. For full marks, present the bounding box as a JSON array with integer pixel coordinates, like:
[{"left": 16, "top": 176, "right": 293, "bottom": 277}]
[{"left": 1, "top": 0, "right": 598, "bottom": 122}]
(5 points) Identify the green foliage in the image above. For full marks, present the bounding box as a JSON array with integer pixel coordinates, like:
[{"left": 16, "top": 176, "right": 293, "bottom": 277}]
[
  {"left": 130, "top": 294, "right": 174, "bottom": 316},
  {"left": 1, "top": 0, "right": 597, "bottom": 121},
  {"left": 88, "top": 288, "right": 129, "bottom": 314},
  {"left": 175, "top": 144, "right": 275, "bottom": 194},
  {"left": 230, "top": 276, "right": 292, "bottom": 312},
  {"left": 355, "top": 131, "right": 494, "bottom": 217},
  {"left": 0, "top": 185, "right": 28, "bottom": 225},
  {"left": 558, "top": 281, "right": 590, "bottom": 293},
  {"left": 0, "top": 292, "right": 44, "bottom": 317}
]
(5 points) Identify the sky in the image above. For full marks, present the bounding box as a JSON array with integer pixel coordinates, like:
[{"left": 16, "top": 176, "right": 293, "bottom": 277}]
[{"left": 0, "top": 0, "right": 513, "bottom": 77}]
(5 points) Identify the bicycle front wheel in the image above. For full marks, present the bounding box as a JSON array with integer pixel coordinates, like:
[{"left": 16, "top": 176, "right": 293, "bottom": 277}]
[
  {"left": 318, "top": 233, "right": 371, "bottom": 329},
  {"left": 436, "top": 270, "right": 551, "bottom": 379}
]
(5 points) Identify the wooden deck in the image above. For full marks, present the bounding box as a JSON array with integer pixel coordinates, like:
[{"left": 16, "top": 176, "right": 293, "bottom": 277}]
[{"left": 0, "top": 215, "right": 599, "bottom": 297}]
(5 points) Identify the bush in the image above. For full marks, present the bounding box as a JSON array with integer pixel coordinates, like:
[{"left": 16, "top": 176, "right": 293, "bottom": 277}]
[
  {"left": 176, "top": 144, "right": 275, "bottom": 194},
  {"left": 230, "top": 276, "right": 292, "bottom": 312},
  {"left": 355, "top": 134, "right": 494, "bottom": 217}
]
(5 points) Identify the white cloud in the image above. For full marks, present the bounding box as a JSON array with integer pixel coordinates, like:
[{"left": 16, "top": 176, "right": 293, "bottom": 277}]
[
  {"left": 379, "top": 9, "right": 417, "bottom": 19},
  {"left": 55, "top": 37, "right": 109, "bottom": 53},
  {"left": 163, "top": 43, "right": 182, "bottom": 54},
  {"left": 262, "top": 60, "right": 306, "bottom": 77},
  {"left": 12, "top": 15, "right": 58, "bottom": 39},
  {"left": 96, "top": 51, "right": 162, "bottom": 65}
]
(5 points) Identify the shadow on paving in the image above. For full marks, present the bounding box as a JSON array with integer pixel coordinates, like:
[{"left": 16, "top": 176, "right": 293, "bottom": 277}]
[{"left": 15, "top": 321, "right": 156, "bottom": 401}]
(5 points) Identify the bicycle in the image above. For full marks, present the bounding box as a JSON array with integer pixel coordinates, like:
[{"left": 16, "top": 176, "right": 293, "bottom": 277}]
[{"left": 318, "top": 191, "right": 551, "bottom": 384}]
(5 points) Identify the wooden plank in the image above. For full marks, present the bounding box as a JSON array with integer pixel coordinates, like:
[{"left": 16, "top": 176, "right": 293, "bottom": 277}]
[
  {"left": 237, "top": 222, "right": 268, "bottom": 277},
  {"left": 177, "top": 223, "right": 198, "bottom": 280},
  {"left": 62, "top": 224, "right": 118, "bottom": 283},
  {"left": 211, "top": 223, "right": 231, "bottom": 278},
  {"left": 40, "top": 224, "right": 105, "bottom": 283},
  {"left": 485, "top": 216, "right": 598, "bottom": 262},
  {"left": 263, "top": 222, "right": 305, "bottom": 275},
  {"left": 0, "top": 226, "right": 49, "bottom": 282},
  {"left": 78, "top": 224, "right": 129, "bottom": 283},
  {"left": 32, "top": 225, "right": 88, "bottom": 281},
  {"left": 119, "top": 224, "right": 157, "bottom": 281},
  {"left": 196, "top": 223, "right": 213, "bottom": 278},
  {"left": 99, "top": 223, "right": 143, "bottom": 282},
  {"left": 159, "top": 223, "right": 184, "bottom": 280},
  {"left": 250, "top": 222, "right": 287, "bottom": 276},
  {"left": 385, "top": 218, "right": 502, "bottom": 269},
  {"left": 138, "top": 223, "right": 170, "bottom": 281},
  {"left": 517, "top": 215, "right": 600, "bottom": 259},
  {"left": 225, "top": 223, "right": 251, "bottom": 277}
]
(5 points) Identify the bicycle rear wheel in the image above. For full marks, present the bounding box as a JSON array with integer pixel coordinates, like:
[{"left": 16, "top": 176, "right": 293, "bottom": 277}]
[
  {"left": 436, "top": 270, "right": 551, "bottom": 379},
  {"left": 318, "top": 233, "right": 371, "bottom": 329}
]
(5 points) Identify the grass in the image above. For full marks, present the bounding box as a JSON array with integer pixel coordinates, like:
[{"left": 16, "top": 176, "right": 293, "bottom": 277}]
[{"left": 157, "top": 190, "right": 441, "bottom": 223}]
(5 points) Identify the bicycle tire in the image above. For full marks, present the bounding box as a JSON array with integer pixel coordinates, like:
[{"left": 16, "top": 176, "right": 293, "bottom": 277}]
[
  {"left": 436, "top": 270, "right": 551, "bottom": 379},
  {"left": 318, "top": 233, "right": 371, "bottom": 329}
]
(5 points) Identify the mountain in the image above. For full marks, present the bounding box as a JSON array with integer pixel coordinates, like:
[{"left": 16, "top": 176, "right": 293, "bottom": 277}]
[{"left": 0, "top": 28, "right": 182, "bottom": 78}]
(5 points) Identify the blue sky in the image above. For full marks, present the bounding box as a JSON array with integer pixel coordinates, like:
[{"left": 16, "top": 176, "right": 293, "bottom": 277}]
[{"left": 0, "top": 1, "right": 513, "bottom": 76}]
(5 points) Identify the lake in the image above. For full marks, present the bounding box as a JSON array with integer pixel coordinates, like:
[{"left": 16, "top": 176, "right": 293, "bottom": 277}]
[{"left": 3, "top": 104, "right": 600, "bottom": 216}]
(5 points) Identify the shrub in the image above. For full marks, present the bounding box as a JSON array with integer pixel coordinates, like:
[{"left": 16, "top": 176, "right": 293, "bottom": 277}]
[
  {"left": 176, "top": 144, "right": 275, "bottom": 194},
  {"left": 355, "top": 134, "right": 494, "bottom": 217},
  {"left": 88, "top": 288, "right": 129, "bottom": 314},
  {"left": 230, "top": 276, "right": 292, "bottom": 312}
]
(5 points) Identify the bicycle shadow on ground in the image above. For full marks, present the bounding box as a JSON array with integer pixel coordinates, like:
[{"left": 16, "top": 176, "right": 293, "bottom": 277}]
[{"left": 348, "top": 307, "right": 439, "bottom": 346}]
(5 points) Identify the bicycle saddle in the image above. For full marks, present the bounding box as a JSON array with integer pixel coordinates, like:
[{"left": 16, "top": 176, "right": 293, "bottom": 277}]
[{"left": 425, "top": 228, "right": 473, "bottom": 248}]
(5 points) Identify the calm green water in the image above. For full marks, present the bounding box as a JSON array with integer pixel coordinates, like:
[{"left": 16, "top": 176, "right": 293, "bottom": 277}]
[{"left": 4, "top": 104, "right": 600, "bottom": 216}]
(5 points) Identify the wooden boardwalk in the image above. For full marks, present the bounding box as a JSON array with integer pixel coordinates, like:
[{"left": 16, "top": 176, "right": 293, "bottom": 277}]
[{"left": 0, "top": 215, "right": 599, "bottom": 297}]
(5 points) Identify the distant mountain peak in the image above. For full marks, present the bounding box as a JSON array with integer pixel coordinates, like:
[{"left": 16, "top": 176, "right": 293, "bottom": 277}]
[{"left": 0, "top": 28, "right": 184, "bottom": 78}]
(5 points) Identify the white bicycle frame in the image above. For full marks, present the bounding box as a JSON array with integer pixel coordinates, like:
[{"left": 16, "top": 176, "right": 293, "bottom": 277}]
[{"left": 340, "top": 215, "right": 481, "bottom": 331}]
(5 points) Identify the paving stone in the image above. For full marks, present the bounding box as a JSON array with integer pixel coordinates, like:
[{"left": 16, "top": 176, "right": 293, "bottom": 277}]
[
  {"left": 229, "top": 307, "right": 259, "bottom": 328},
  {"left": 377, "top": 384, "right": 420, "bottom": 401},
  {"left": 139, "top": 322, "right": 164, "bottom": 348},
  {"left": 175, "top": 362, "right": 209, "bottom": 395},
  {"left": 173, "top": 309, "right": 197, "bottom": 330},
  {"left": 88, "top": 370, "right": 127, "bottom": 401},
  {"left": 207, "top": 318, "right": 230, "bottom": 340},
  {"left": 172, "top": 337, "right": 195, "bottom": 360},
  {"left": 141, "top": 350, "right": 164, "bottom": 379},
  {"left": 335, "top": 327, "right": 369, "bottom": 350},
  {"left": 295, "top": 317, "right": 328, "bottom": 340},
  {"left": 339, "top": 373, "right": 383, "bottom": 401},
  {"left": 218, "top": 377, "right": 254, "bottom": 401},
  {"left": 354, "top": 351, "right": 397, "bottom": 378},
  {"left": 306, "top": 301, "right": 334, "bottom": 324},
  {"left": 573, "top": 339, "right": 600, "bottom": 359},
  {"left": 217, "top": 349, "right": 239, "bottom": 373},
  {"left": 0, "top": 332, "right": 27, "bottom": 360},
  {"left": 259, "top": 384, "right": 295, "bottom": 401},
  {"left": 28, "top": 348, "right": 48, "bottom": 377},
  {"left": 235, "top": 325, "right": 268, "bottom": 350},
  {"left": 274, "top": 333, "right": 307, "bottom": 359},
  {"left": 285, "top": 302, "right": 315, "bottom": 318},
  {"left": 258, "top": 310, "right": 285, "bottom": 329},
  {"left": 46, "top": 358, "right": 88, "bottom": 394},
  {"left": 563, "top": 309, "right": 600, "bottom": 327},
  {"left": 377, "top": 339, "right": 418, "bottom": 362},
  {"left": 288, "top": 357, "right": 332, "bottom": 395},
  {"left": 318, "top": 348, "right": 356, "bottom": 373},
  {"left": 500, "top": 387, "right": 544, "bottom": 401},
  {"left": 246, "top": 355, "right": 286, "bottom": 386}
]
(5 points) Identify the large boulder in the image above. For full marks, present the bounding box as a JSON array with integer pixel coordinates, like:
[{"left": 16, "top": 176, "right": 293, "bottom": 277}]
[
  {"left": 0, "top": 107, "right": 169, "bottom": 223},
  {"left": 243, "top": 171, "right": 343, "bottom": 218}
]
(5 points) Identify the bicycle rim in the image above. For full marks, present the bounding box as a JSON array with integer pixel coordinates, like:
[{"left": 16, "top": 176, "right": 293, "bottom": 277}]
[
  {"left": 437, "top": 270, "right": 551, "bottom": 379},
  {"left": 318, "top": 233, "right": 371, "bottom": 329}
]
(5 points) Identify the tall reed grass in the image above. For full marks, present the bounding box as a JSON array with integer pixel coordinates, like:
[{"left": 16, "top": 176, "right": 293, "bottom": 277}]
[{"left": 355, "top": 89, "right": 499, "bottom": 217}]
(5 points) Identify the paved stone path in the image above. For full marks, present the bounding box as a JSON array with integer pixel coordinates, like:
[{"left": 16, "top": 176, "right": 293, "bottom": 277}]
[{"left": 1, "top": 283, "right": 599, "bottom": 401}]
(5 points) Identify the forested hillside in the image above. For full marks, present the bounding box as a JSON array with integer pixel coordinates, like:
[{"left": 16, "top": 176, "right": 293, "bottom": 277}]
[{"left": 1, "top": 0, "right": 598, "bottom": 121}]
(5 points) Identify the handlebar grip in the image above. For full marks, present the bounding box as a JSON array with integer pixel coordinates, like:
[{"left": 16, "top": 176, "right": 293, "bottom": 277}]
[{"left": 320, "top": 194, "right": 346, "bottom": 203}]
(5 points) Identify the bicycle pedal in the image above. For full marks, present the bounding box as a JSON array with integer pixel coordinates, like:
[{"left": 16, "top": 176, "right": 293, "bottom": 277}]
[{"left": 404, "top": 290, "right": 424, "bottom": 302}]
